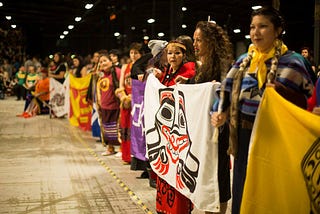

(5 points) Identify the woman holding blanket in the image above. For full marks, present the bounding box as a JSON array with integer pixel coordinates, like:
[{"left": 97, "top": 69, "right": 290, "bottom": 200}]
[
  {"left": 211, "top": 7, "right": 313, "bottom": 214},
  {"left": 173, "top": 21, "right": 234, "bottom": 214},
  {"left": 174, "top": 20, "right": 234, "bottom": 214},
  {"left": 154, "top": 40, "right": 196, "bottom": 214}
]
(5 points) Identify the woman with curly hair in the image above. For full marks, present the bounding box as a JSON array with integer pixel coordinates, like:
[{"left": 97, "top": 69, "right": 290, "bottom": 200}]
[
  {"left": 193, "top": 21, "right": 234, "bottom": 214},
  {"left": 193, "top": 21, "right": 233, "bottom": 84}
]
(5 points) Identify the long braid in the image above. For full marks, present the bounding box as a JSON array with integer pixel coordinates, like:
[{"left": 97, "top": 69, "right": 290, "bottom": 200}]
[
  {"left": 228, "top": 50, "right": 253, "bottom": 156},
  {"left": 228, "top": 41, "right": 282, "bottom": 156},
  {"left": 267, "top": 39, "right": 282, "bottom": 83}
]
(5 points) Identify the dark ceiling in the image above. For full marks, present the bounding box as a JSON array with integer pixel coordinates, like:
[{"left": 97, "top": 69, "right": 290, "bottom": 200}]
[{"left": 0, "top": 0, "right": 315, "bottom": 58}]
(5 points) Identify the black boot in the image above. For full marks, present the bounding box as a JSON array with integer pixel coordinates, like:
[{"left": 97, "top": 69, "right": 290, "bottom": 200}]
[{"left": 147, "top": 167, "right": 156, "bottom": 188}]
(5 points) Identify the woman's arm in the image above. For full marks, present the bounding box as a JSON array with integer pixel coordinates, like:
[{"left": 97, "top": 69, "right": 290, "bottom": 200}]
[
  {"left": 115, "top": 64, "right": 127, "bottom": 100},
  {"left": 49, "top": 71, "right": 65, "bottom": 79},
  {"left": 119, "top": 64, "right": 127, "bottom": 89},
  {"left": 80, "top": 67, "right": 88, "bottom": 77}
]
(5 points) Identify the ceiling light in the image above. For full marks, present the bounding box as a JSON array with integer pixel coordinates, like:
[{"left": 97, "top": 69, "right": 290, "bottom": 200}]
[
  {"left": 158, "top": 32, "right": 164, "bottom": 37},
  {"left": 143, "top": 36, "right": 149, "bottom": 40},
  {"left": 0, "top": 2, "right": 3, "bottom": 7},
  {"left": 182, "top": 24, "right": 187, "bottom": 29},
  {"left": 147, "top": 18, "right": 155, "bottom": 24},
  {"left": 245, "top": 35, "right": 250, "bottom": 39},
  {"left": 63, "top": 31, "right": 69, "bottom": 35},
  {"left": 182, "top": 7, "right": 187, "bottom": 11},
  {"left": 131, "top": 26, "right": 136, "bottom": 30},
  {"left": 252, "top": 5, "right": 262, "bottom": 10},
  {"left": 60, "top": 35, "right": 65, "bottom": 39},
  {"left": 6, "top": 16, "right": 11, "bottom": 20},
  {"left": 233, "top": 29, "right": 241, "bottom": 33},
  {"left": 75, "top": 17, "right": 82, "bottom": 22},
  {"left": 11, "top": 24, "right": 16, "bottom": 29},
  {"left": 114, "top": 32, "right": 120, "bottom": 37},
  {"left": 68, "top": 25, "right": 74, "bottom": 30},
  {"left": 85, "top": 4, "right": 93, "bottom": 9}
]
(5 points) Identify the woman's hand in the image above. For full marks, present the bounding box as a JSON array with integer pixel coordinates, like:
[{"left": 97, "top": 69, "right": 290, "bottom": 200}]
[
  {"left": 121, "top": 94, "right": 131, "bottom": 109},
  {"left": 153, "top": 68, "right": 163, "bottom": 79},
  {"left": 211, "top": 111, "right": 227, "bottom": 127},
  {"left": 174, "top": 75, "right": 189, "bottom": 84},
  {"left": 312, "top": 107, "right": 320, "bottom": 115},
  {"left": 137, "top": 74, "right": 144, "bottom": 81}
]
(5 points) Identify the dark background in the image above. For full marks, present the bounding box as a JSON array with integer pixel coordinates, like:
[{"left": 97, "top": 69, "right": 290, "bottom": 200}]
[{"left": 0, "top": 0, "right": 315, "bottom": 58}]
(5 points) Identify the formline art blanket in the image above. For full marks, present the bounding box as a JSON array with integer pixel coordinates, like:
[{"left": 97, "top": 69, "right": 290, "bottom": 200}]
[{"left": 144, "top": 74, "right": 221, "bottom": 212}]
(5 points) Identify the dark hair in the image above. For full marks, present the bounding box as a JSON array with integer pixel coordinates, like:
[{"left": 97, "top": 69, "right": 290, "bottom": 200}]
[
  {"left": 98, "top": 53, "right": 119, "bottom": 89},
  {"left": 72, "top": 55, "right": 84, "bottom": 78},
  {"left": 251, "top": 6, "right": 285, "bottom": 38},
  {"left": 98, "top": 49, "right": 108, "bottom": 56},
  {"left": 129, "top": 42, "right": 144, "bottom": 55},
  {"left": 54, "top": 52, "right": 64, "bottom": 65},
  {"left": 109, "top": 49, "right": 121, "bottom": 57},
  {"left": 194, "top": 21, "right": 233, "bottom": 83},
  {"left": 176, "top": 35, "right": 196, "bottom": 63}
]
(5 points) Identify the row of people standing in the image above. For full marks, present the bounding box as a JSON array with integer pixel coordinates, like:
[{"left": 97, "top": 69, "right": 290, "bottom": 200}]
[
  {"left": 31, "top": 6, "right": 314, "bottom": 213},
  {"left": 147, "top": 20, "right": 234, "bottom": 214},
  {"left": 133, "top": 6, "right": 314, "bottom": 214}
]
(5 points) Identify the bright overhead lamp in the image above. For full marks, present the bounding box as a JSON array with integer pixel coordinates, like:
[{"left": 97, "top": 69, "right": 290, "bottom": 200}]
[
  {"left": 158, "top": 32, "right": 164, "bottom": 37},
  {"left": 131, "top": 26, "right": 136, "bottom": 30},
  {"left": 6, "top": 16, "right": 11, "bottom": 20},
  {"left": 68, "top": 25, "right": 74, "bottom": 30},
  {"left": 0, "top": 2, "right": 3, "bottom": 7},
  {"left": 11, "top": 24, "right": 16, "bottom": 29},
  {"left": 252, "top": 5, "right": 262, "bottom": 10},
  {"left": 85, "top": 4, "right": 93, "bottom": 9},
  {"left": 245, "top": 35, "right": 250, "bottom": 39},
  {"left": 114, "top": 32, "right": 120, "bottom": 37},
  {"left": 182, "top": 24, "right": 187, "bottom": 29},
  {"left": 147, "top": 18, "right": 155, "bottom": 24},
  {"left": 60, "top": 35, "right": 65, "bottom": 39},
  {"left": 75, "top": 17, "right": 82, "bottom": 22},
  {"left": 182, "top": 7, "right": 187, "bottom": 11},
  {"left": 63, "top": 31, "right": 69, "bottom": 35},
  {"left": 143, "top": 36, "right": 149, "bottom": 40},
  {"left": 233, "top": 29, "right": 241, "bottom": 33}
]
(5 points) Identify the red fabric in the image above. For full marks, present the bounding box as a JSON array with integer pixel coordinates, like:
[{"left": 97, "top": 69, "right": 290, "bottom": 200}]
[
  {"left": 120, "top": 107, "right": 132, "bottom": 163},
  {"left": 120, "top": 106, "right": 131, "bottom": 128},
  {"left": 156, "top": 177, "right": 193, "bottom": 214},
  {"left": 119, "top": 64, "right": 133, "bottom": 163},
  {"left": 155, "top": 61, "right": 196, "bottom": 214},
  {"left": 308, "top": 82, "right": 317, "bottom": 111},
  {"left": 160, "top": 62, "right": 196, "bottom": 86},
  {"left": 121, "top": 140, "right": 131, "bottom": 163},
  {"left": 120, "top": 63, "right": 132, "bottom": 163},
  {"left": 124, "top": 63, "right": 132, "bottom": 95},
  {"left": 98, "top": 67, "right": 121, "bottom": 110}
]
